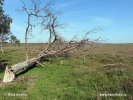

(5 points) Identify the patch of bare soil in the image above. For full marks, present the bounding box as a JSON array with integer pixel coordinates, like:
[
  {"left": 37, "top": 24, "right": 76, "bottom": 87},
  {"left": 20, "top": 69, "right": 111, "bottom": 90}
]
[{"left": 15, "top": 75, "right": 38, "bottom": 82}]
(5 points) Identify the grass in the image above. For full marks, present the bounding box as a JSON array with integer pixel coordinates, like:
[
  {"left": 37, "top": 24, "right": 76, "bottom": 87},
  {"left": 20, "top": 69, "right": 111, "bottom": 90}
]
[{"left": 0, "top": 44, "right": 133, "bottom": 100}]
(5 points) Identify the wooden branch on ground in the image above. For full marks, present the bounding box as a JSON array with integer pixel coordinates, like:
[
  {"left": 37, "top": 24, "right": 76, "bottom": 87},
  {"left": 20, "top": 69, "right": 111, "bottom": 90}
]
[
  {"left": 2, "top": 0, "right": 102, "bottom": 83},
  {"left": 2, "top": 26, "right": 101, "bottom": 83},
  {"left": 2, "top": 40, "right": 83, "bottom": 83}
]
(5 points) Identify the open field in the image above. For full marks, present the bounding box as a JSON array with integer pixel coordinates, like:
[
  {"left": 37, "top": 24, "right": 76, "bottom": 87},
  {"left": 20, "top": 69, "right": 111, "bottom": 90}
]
[{"left": 0, "top": 43, "right": 133, "bottom": 100}]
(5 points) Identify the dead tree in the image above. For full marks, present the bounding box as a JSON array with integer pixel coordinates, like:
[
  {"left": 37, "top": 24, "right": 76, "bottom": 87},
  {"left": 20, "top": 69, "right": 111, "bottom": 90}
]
[
  {"left": 2, "top": 0, "right": 101, "bottom": 83},
  {"left": 2, "top": 39, "right": 89, "bottom": 83},
  {"left": 40, "top": 1, "right": 63, "bottom": 52},
  {"left": 2, "top": 28, "right": 99, "bottom": 83},
  {"left": 19, "top": 0, "right": 49, "bottom": 59}
]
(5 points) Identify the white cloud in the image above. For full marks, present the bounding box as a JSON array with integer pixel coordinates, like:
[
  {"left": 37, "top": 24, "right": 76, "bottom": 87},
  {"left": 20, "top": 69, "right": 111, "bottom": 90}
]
[
  {"left": 57, "top": 0, "right": 78, "bottom": 9},
  {"left": 58, "top": 2, "right": 72, "bottom": 8},
  {"left": 91, "top": 16, "right": 114, "bottom": 26}
]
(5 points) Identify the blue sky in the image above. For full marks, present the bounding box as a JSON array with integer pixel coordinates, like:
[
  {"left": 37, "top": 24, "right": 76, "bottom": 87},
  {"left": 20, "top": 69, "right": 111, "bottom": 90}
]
[{"left": 3, "top": 0, "right": 133, "bottom": 43}]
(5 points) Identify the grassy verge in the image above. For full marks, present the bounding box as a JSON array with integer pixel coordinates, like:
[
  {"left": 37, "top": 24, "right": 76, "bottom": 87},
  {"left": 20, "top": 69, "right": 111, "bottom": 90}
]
[{"left": 0, "top": 44, "right": 133, "bottom": 100}]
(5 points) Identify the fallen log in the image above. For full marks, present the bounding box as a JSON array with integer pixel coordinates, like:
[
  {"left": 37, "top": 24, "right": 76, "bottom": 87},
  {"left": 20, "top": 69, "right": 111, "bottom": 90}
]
[
  {"left": 2, "top": 46, "right": 78, "bottom": 83},
  {"left": 3, "top": 57, "right": 39, "bottom": 83},
  {"left": 2, "top": 50, "right": 56, "bottom": 83},
  {"left": 2, "top": 29, "right": 98, "bottom": 83}
]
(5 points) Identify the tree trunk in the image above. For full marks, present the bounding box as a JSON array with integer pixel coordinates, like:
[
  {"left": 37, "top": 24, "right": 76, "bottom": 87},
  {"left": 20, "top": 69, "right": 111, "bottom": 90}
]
[
  {"left": 3, "top": 58, "right": 36, "bottom": 82},
  {"left": 0, "top": 41, "right": 4, "bottom": 53},
  {"left": 25, "top": 15, "right": 30, "bottom": 51},
  {"left": 2, "top": 51, "right": 56, "bottom": 83},
  {"left": 0, "top": 34, "right": 4, "bottom": 53},
  {"left": 2, "top": 40, "right": 85, "bottom": 83}
]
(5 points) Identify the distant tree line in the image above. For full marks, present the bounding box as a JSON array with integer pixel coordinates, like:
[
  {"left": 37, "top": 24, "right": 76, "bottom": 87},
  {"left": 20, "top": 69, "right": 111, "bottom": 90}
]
[{"left": 10, "top": 34, "right": 20, "bottom": 45}]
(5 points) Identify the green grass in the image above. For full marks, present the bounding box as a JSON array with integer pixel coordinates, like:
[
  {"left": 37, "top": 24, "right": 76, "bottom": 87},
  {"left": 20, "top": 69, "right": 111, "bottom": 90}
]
[{"left": 0, "top": 44, "right": 133, "bottom": 100}]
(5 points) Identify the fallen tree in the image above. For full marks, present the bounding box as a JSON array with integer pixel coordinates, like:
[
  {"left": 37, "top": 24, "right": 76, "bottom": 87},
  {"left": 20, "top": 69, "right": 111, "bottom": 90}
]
[
  {"left": 3, "top": 34, "right": 93, "bottom": 83},
  {"left": 2, "top": 0, "right": 101, "bottom": 83},
  {"left": 3, "top": 26, "right": 101, "bottom": 83}
]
